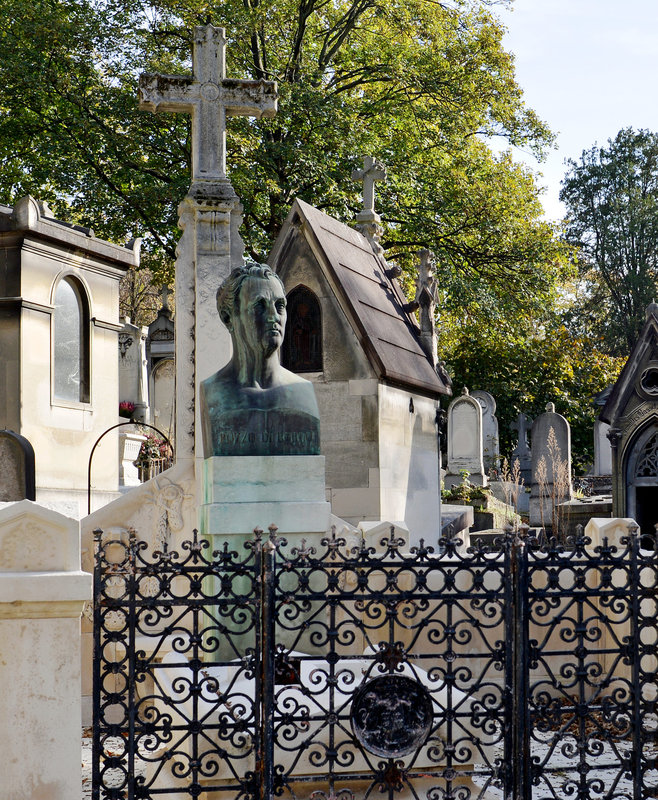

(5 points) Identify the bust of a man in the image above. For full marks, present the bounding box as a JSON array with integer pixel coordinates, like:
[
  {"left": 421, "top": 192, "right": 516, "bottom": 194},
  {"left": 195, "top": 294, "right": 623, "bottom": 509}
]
[{"left": 200, "top": 261, "right": 321, "bottom": 457}]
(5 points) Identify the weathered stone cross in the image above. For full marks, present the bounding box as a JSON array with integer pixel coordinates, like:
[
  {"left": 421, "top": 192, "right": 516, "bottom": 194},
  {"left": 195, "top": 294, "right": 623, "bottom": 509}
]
[
  {"left": 352, "top": 156, "right": 387, "bottom": 215},
  {"left": 139, "top": 25, "right": 277, "bottom": 183}
]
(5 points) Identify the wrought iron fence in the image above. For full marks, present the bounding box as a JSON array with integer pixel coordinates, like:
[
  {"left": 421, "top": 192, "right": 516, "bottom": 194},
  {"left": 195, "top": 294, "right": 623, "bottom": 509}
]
[{"left": 92, "top": 524, "right": 657, "bottom": 800}]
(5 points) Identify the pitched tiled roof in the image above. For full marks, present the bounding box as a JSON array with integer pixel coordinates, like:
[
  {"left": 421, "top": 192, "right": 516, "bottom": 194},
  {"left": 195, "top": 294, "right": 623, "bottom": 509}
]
[{"left": 270, "top": 199, "right": 451, "bottom": 397}]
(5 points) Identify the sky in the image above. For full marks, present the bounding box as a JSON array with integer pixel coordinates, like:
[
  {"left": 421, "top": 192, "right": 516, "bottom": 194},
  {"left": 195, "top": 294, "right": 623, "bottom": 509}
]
[{"left": 494, "top": 0, "right": 658, "bottom": 221}]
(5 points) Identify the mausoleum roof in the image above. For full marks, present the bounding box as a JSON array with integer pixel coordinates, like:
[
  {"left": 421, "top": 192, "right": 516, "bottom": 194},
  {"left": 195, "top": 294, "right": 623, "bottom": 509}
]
[
  {"left": 600, "top": 303, "right": 658, "bottom": 425},
  {"left": 269, "top": 198, "right": 451, "bottom": 397},
  {"left": 0, "top": 195, "right": 139, "bottom": 270}
]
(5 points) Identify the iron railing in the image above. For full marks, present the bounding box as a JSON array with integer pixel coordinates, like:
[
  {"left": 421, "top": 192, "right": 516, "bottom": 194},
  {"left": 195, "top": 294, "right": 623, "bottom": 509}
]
[{"left": 92, "top": 524, "right": 657, "bottom": 800}]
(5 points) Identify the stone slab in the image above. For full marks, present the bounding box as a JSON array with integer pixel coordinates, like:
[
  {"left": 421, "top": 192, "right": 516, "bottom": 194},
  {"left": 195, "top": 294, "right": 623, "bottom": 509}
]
[
  {"left": 202, "top": 455, "right": 326, "bottom": 504},
  {"left": 201, "top": 499, "right": 331, "bottom": 535}
]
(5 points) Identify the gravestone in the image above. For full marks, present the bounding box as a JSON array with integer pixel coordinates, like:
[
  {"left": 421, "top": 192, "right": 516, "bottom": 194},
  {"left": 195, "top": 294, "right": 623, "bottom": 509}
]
[
  {"left": 511, "top": 412, "right": 532, "bottom": 483},
  {"left": 593, "top": 420, "right": 613, "bottom": 476},
  {"left": 199, "top": 263, "right": 329, "bottom": 538},
  {"left": 445, "top": 388, "right": 486, "bottom": 487},
  {"left": 472, "top": 390, "right": 499, "bottom": 473},
  {"left": 118, "top": 317, "right": 149, "bottom": 423},
  {"left": 529, "top": 402, "right": 572, "bottom": 528},
  {"left": 0, "top": 430, "right": 35, "bottom": 501}
]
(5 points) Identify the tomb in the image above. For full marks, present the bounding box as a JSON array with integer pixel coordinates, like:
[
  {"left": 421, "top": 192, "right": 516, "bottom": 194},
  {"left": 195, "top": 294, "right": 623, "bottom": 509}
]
[{"left": 600, "top": 302, "right": 658, "bottom": 540}]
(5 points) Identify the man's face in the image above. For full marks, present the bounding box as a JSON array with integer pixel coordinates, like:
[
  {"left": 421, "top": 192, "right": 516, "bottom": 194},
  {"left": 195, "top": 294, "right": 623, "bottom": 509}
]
[{"left": 236, "top": 276, "right": 287, "bottom": 357}]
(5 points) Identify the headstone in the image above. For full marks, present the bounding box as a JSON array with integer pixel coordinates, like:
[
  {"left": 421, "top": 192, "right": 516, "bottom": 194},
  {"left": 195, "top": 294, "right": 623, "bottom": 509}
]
[
  {"left": 415, "top": 249, "right": 438, "bottom": 366},
  {"left": 472, "top": 390, "right": 500, "bottom": 473},
  {"left": 352, "top": 156, "right": 387, "bottom": 253},
  {"left": 118, "top": 317, "right": 149, "bottom": 423},
  {"left": 139, "top": 25, "right": 278, "bottom": 465},
  {"left": 445, "top": 388, "right": 486, "bottom": 487},
  {"left": 511, "top": 412, "right": 532, "bottom": 483},
  {"left": 593, "top": 419, "right": 613, "bottom": 476},
  {"left": 529, "top": 402, "right": 572, "bottom": 528},
  {"left": 151, "top": 359, "right": 175, "bottom": 441},
  {"left": 0, "top": 430, "right": 35, "bottom": 501}
]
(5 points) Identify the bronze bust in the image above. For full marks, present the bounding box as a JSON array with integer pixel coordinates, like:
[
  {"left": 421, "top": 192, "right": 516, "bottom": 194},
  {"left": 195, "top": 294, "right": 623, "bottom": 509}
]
[{"left": 200, "top": 262, "right": 321, "bottom": 457}]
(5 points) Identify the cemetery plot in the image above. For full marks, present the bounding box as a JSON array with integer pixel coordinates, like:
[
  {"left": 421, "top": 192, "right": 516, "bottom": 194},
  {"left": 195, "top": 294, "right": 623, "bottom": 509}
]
[{"left": 93, "top": 526, "right": 657, "bottom": 800}]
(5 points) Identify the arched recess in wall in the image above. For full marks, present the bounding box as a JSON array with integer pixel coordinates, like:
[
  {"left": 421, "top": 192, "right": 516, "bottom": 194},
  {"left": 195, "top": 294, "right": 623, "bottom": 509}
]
[
  {"left": 624, "top": 420, "right": 658, "bottom": 541},
  {"left": 281, "top": 285, "right": 323, "bottom": 373},
  {"left": 52, "top": 275, "right": 91, "bottom": 403}
]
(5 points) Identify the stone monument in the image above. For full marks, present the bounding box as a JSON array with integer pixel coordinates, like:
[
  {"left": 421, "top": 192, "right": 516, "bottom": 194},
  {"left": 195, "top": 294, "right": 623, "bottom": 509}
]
[
  {"left": 139, "top": 25, "right": 278, "bottom": 466},
  {"left": 529, "top": 402, "right": 572, "bottom": 529},
  {"left": 445, "top": 388, "right": 487, "bottom": 488},
  {"left": 511, "top": 412, "right": 533, "bottom": 483},
  {"left": 352, "top": 156, "right": 387, "bottom": 254},
  {"left": 472, "top": 390, "right": 500, "bottom": 473},
  {"left": 199, "top": 262, "right": 329, "bottom": 537}
]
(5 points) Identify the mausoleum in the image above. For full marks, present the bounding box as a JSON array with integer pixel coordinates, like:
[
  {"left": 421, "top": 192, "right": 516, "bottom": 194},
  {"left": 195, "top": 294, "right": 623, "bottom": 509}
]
[
  {"left": 600, "top": 302, "right": 658, "bottom": 537},
  {"left": 269, "top": 198, "right": 451, "bottom": 543},
  {"left": 0, "top": 196, "right": 139, "bottom": 516}
]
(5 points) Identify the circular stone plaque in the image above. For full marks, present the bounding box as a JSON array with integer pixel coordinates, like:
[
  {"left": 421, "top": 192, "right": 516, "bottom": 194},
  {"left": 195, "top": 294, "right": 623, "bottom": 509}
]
[{"left": 350, "top": 675, "right": 433, "bottom": 758}]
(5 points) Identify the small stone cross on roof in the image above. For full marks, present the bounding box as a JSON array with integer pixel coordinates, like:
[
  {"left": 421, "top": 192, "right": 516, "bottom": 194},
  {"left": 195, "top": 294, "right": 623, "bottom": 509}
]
[
  {"left": 352, "top": 156, "right": 387, "bottom": 217},
  {"left": 139, "top": 25, "right": 277, "bottom": 183}
]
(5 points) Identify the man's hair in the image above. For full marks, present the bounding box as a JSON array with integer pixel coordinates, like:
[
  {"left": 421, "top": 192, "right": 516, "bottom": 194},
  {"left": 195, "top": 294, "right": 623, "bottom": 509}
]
[{"left": 216, "top": 261, "right": 285, "bottom": 329}]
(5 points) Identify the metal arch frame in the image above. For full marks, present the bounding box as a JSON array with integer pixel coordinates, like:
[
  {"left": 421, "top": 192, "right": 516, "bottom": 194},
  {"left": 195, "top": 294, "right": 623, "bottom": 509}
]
[{"left": 87, "top": 421, "right": 174, "bottom": 515}]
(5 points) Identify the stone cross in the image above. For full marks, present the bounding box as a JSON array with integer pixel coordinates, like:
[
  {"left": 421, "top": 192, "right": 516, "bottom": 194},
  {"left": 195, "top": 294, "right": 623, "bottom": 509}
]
[
  {"left": 160, "top": 284, "right": 172, "bottom": 312},
  {"left": 511, "top": 412, "right": 532, "bottom": 482},
  {"left": 138, "top": 25, "right": 279, "bottom": 465},
  {"left": 352, "top": 156, "right": 387, "bottom": 215},
  {"left": 139, "top": 25, "right": 277, "bottom": 183}
]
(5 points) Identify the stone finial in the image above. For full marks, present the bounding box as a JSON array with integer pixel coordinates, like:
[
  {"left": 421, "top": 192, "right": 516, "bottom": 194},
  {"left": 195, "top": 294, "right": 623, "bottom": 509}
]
[
  {"left": 352, "top": 156, "right": 387, "bottom": 254},
  {"left": 646, "top": 300, "right": 658, "bottom": 320},
  {"left": 545, "top": 402, "right": 555, "bottom": 413},
  {"left": 461, "top": 386, "right": 469, "bottom": 396},
  {"left": 415, "top": 249, "right": 438, "bottom": 366}
]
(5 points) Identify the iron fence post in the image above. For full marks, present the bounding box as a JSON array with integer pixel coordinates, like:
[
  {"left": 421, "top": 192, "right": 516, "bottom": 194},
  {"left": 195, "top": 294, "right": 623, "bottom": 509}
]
[
  {"left": 507, "top": 528, "right": 530, "bottom": 800},
  {"left": 628, "top": 524, "right": 643, "bottom": 800},
  {"left": 260, "top": 531, "right": 277, "bottom": 800}
]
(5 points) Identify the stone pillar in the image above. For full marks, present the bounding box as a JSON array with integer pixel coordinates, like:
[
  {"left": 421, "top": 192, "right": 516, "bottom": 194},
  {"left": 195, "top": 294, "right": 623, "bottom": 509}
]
[{"left": 0, "top": 500, "right": 91, "bottom": 800}]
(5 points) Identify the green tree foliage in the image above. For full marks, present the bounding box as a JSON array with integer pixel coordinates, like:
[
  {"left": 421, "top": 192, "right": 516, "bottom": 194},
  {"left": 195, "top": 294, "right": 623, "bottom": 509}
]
[
  {"left": 561, "top": 127, "right": 658, "bottom": 356},
  {"left": 441, "top": 310, "right": 625, "bottom": 473},
  {"left": 0, "top": 0, "right": 566, "bottom": 318}
]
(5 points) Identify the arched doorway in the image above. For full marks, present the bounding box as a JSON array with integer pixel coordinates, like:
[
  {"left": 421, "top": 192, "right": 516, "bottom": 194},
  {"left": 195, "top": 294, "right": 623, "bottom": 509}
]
[{"left": 625, "top": 422, "right": 658, "bottom": 544}]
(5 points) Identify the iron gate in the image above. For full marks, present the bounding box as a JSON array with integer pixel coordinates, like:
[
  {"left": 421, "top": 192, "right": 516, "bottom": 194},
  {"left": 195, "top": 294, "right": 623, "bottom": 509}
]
[{"left": 93, "top": 525, "right": 658, "bottom": 799}]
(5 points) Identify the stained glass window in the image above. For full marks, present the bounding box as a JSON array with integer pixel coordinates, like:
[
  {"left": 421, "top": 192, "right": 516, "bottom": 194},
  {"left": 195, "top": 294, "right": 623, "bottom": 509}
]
[{"left": 281, "top": 286, "right": 323, "bottom": 373}]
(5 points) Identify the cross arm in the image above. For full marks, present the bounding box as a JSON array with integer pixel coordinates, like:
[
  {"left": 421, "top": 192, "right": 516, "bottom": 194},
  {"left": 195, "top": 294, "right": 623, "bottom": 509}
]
[
  {"left": 222, "top": 79, "right": 278, "bottom": 118},
  {"left": 139, "top": 73, "right": 196, "bottom": 113}
]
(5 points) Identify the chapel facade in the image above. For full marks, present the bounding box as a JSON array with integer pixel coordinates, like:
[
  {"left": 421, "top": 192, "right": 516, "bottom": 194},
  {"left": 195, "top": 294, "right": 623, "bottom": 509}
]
[{"left": 600, "top": 302, "right": 658, "bottom": 538}]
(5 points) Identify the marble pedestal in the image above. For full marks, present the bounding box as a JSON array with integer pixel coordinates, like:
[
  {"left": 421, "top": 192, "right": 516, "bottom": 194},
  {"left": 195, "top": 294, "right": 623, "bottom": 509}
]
[{"left": 200, "top": 455, "right": 331, "bottom": 538}]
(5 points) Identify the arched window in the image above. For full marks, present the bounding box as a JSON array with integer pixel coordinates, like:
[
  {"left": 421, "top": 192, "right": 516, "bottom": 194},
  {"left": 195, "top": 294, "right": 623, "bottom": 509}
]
[
  {"left": 53, "top": 277, "right": 90, "bottom": 402},
  {"left": 281, "top": 285, "right": 323, "bottom": 373}
]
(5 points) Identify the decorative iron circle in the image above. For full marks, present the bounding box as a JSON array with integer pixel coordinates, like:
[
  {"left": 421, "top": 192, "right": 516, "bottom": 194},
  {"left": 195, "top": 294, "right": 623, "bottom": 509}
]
[{"left": 350, "top": 675, "right": 433, "bottom": 758}]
